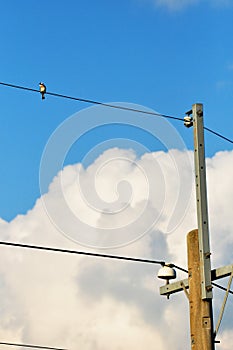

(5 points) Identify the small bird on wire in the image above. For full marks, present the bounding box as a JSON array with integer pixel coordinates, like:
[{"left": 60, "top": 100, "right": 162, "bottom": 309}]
[{"left": 39, "top": 82, "right": 46, "bottom": 100}]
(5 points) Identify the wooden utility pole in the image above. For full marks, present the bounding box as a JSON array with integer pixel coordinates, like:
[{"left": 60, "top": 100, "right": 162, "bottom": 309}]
[
  {"left": 188, "top": 104, "right": 215, "bottom": 349},
  {"left": 159, "top": 103, "right": 233, "bottom": 349},
  {"left": 187, "top": 229, "right": 215, "bottom": 350}
]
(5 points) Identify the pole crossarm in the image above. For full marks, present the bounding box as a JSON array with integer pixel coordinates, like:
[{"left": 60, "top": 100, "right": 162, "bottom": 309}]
[
  {"left": 160, "top": 264, "right": 233, "bottom": 297},
  {"left": 211, "top": 264, "right": 233, "bottom": 281},
  {"left": 160, "top": 278, "right": 189, "bottom": 296}
]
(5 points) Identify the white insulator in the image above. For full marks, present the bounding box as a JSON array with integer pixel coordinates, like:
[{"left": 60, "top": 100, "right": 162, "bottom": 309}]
[{"left": 157, "top": 265, "right": 176, "bottom": 280}]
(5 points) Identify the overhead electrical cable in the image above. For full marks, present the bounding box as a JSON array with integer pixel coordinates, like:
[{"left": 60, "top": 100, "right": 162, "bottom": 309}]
[
  {"left": 0, "top": 241, "right": 232, "bottom": 294},
  {"left": 169, "top": 264, "right": 188, "bottom": 274},
  {"left": 212, "top": 282, "right": 233, "bottom": 295},
  {"left": 0, "top": 240, "right": 186, "bottom": 272},
  {"left": 0, "top": 341, "right": 67, "bottom": 350},
  {"left": 1, "top": 81, "right": 232, "bottom": 144},
  {"left": 0, "top": 81, "right": 183, "bottom": 121},
  {"left": 203, "top": 126, "right": 233, "bottom": 144}
]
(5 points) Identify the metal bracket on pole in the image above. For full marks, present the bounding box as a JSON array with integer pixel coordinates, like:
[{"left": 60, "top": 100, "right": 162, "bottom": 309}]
[{"left": 193, "top": 104, "right": 213, "bottom": 300}]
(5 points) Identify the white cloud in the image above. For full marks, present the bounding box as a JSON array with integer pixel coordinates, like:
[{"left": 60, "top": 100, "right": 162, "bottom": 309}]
[{"left": 0, "top": 148, "right": 233, "bottom": 349}]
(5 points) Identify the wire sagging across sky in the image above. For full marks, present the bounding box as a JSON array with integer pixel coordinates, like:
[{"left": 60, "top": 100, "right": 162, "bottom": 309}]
[
  {"left": 0, "top": 81, "right": 183, "bottom": 121},
  {"left": 0, "top": 240, "right": 187, "bottom": 272},
  {"left": 0, "top": 240, "right": 232, "bottom": 295},
  {"left": 1, "top": 81, "right": 233, "bottom": 145},
  {"left": 203, "top": 126, "right": 233, "bottom": 144},
  {"left": 0, "top": 341, "right": 67, "bottom": 350}
]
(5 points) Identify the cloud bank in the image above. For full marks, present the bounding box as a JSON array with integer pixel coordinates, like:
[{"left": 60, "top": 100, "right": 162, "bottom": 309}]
[{"left": 0, "top": 148, "right": 233, "bottom": 349}]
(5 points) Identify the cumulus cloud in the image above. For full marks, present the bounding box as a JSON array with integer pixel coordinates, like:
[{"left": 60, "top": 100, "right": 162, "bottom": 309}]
[{"left": 0, "top": 148, "right": 232, "bottom": 349}]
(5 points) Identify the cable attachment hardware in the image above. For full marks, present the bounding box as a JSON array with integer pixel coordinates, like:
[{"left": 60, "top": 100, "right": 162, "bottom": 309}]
[{"left": 184, "top": 109, "right": 193, "bottom": 128}]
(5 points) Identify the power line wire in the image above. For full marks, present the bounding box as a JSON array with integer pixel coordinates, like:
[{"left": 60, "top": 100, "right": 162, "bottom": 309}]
[
  {"left": 0, "top": 81, "right": 183, "bottom": 122},
  {"left": 0, "top": 240, "right": 187, "bottom": 272},
  {"left": 204, "top": 126, "right": 233, "bottom": 144},
  {"left": 0, "top": 240, "right": 165, "bottom": 266},
  {"left": 1, "top": 81, "right": 233, "bottom": 145},
  {"left": 1, "top": 241, "right": 232, "bottom": 289},
  {"left": 170, "top": 264, "right": 188, "bottom": 274},
  {"left": 212, "top": 282, "right": 233, "bottom": 295},
  {"left": 0, "top": 341, "right": 67, "bottom": 350},
  {"left": 0, "top": 241, "right": 232, "bottom": 294}
]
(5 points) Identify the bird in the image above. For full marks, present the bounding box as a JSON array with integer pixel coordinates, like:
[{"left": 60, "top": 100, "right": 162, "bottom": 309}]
[{"left": 39, "top": 82, "right": 46, "bottom": 100}]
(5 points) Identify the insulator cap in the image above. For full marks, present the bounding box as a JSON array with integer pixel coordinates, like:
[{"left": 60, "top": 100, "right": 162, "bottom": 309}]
[
  {"left": 157, "top": 265, "right": 176, "bottom": 280},
  {"left": 184, "top": 116, "right": 193, "bottom": 128}
]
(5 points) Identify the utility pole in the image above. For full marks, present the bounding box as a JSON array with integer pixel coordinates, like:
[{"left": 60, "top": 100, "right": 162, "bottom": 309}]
[
  {"left": 192, "top": 103, "right": 212, "bottom": 301},
  {"left": 158, "top": 103, "right": 233, "bottom": 349},
  {"left": 191, "top": 103, "right": 215, "bottom": 349},
  {"left": 188, "top": 229, "right": 214, "bottom": 350}
]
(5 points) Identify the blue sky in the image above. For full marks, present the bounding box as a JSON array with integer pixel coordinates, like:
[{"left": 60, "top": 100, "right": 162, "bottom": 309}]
[
  {"left": 1, "top": 0, "right": 233, "bottom": 221},
  {"left": 1, "top": 2, "right": 233, "bottom": 349}
]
